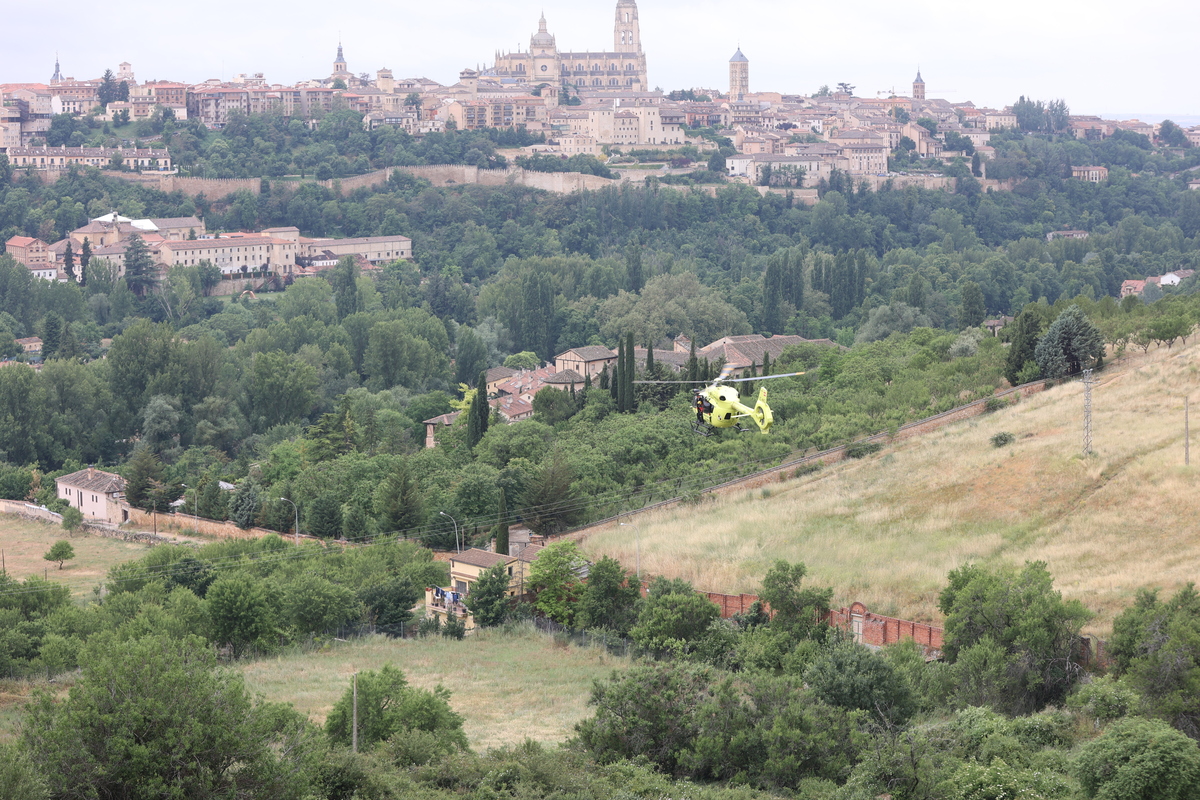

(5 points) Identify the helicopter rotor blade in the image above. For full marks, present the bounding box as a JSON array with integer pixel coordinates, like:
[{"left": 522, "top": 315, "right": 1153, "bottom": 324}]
[
  {"left": 720, "top": 370, "right": 808, "bottom": 383},
  {"left": 632, "top": 379, "right": 712, "bottom": 385}
]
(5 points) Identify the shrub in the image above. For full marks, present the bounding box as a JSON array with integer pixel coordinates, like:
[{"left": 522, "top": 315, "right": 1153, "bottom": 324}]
[
  {"left": 793, "top": 462, "right": 823, "bottom": 479},
  {"left": 984, "top": 396, "right": 1011, "bottom": 413},
  {"left": 991, "top": 432, "right": 1015, "bottom": 448},
  {"left": 845, "top": 441, "right": 883, "bottom": 459}
]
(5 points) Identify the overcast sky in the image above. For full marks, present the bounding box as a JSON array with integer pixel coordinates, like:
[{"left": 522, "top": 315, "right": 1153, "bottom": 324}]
[{"left": 6, "top": 0, "right": 1197, "bottom": 123}]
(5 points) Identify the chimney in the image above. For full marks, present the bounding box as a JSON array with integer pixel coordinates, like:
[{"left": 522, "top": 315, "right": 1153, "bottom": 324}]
[{"left": 87, "top": 465, "right": 95, "bottom": 479}]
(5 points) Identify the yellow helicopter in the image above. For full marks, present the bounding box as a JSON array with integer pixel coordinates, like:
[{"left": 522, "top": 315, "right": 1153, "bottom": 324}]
[{"left": 638, "top": 364, "right": 806, "bottom": 436}]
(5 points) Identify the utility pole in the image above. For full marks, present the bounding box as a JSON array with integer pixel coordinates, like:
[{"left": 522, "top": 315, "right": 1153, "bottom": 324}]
[
  {"left": 1187, "top": 396, "right": 1191, "bottom": 466},
  {"left": 1082, "top": 369, "right": 1093, "bottom": 457},
  {"left": 352, "top": 671, "right": 358, "bottom": 753}
]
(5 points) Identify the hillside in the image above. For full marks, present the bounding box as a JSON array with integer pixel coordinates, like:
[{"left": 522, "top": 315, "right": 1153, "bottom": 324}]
[{"left": 580, "top": 339, "right": 1200, "bottom": 635}]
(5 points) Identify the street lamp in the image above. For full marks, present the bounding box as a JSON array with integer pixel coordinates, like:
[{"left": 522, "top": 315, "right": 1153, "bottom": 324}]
[
  {"left": 279, "top": 497, "right": 299, "bottom": 545},
  {"left": 439, "top": 511, "right": 461, "bottom": 553},
  {"left": 620, "top": 521, "right": 641, "bottom": 582}
]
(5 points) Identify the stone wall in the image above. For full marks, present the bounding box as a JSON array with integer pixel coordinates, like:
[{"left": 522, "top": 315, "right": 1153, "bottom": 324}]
[
  {"left": 122, "top": 506, "right": 301, "bottom": 542},
  {"left": 0, "top": 498, "right": 63, "bottom": 525}
]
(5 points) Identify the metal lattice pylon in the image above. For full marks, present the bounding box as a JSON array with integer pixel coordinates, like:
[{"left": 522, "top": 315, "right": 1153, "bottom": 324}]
[{"left": 1082, "top": 369, "right": 1093, "bottom": 456}]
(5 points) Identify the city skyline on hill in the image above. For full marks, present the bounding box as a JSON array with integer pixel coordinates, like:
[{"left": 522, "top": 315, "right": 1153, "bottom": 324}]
[{"left": 3, "top": 0, "right": 1196, "bottom": 120}]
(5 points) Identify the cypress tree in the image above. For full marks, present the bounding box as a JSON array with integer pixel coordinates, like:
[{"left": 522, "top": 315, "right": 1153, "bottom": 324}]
[
  {"left": 645, "top": 339, "right": 655, "bottom": 372},
  {"left": 494, "top": 487, "right": 509, "bottom": 556},
  {"left": 467, "top": 372, "right": 489, "bottom": 448},
  {"left": 762, "top": 351, "right": 771, "bottom": 379},
  {"left": 63, "top": 242, "right": 76, "bottom": 283},
  {"left": 624, "top": 332, "right": 636, "bottom": 412},
  {"left": 686, "top": 339, "right": 698, "bottom": 383},
  {"left": 616, "top": 337, "right": 628, "bottom": 412},
  {"left": 599, "top": 363, "right": 610, "bottom": 391},
  {"left": 79, "top": 237, "right": 91, "bottom": 286}
]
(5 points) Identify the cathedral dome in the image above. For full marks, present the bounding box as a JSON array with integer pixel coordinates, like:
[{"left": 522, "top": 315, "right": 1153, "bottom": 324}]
[{"left": 531, "top": 14, "right": 555, "bottom": 47}]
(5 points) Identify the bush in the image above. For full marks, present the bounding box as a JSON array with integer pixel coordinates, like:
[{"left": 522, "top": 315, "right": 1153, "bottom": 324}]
[
  {"left": 991, "top": 432, "right": 1015, "bottom": 448},
  {"left": 845, "top": 441, "right": 883, "bottom": 459},
  {"left": 793, "top": 462, "right": 823, "bottom": 479},
  {"left": 984, "top": 396, "right": 1011, "bottom": 413}
]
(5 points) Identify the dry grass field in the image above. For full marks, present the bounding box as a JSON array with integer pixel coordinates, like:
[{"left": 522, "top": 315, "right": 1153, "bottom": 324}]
[
  {"left": 581, "top": 339, "right": 1200, "bottom": 636},
  {"left": 0, "top": 516, "right": 154, "bottom": 598},
  {"left": 241, "top": 626, "right": 627, "bottom": 750}
]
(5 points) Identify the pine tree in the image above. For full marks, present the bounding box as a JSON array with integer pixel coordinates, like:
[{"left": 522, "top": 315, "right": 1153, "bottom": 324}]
[
  {"left": 375, "top": 461, "right": 423, "bottom": 535},
  {"left": 57, "top": 326, "right": 80, "bottom": 360},
  {"left": 123, "top": 233, "right": 157, "bottom": 296}
]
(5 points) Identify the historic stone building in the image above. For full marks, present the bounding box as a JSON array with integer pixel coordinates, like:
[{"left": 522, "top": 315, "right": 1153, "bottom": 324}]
[
  {"left": 912, "top": 69, "right": 925, "bottom": 101},
  {"left": 729, "top": 48, "right": 749, "bottom": 100},
  {"left": 488, "top": 0, "right": 648, "bottom": 95}
]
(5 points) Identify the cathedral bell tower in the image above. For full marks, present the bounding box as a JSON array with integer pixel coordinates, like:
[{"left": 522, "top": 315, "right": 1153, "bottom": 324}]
[{"left": 614, "top": 0, "right": 641, "bottom": 53}]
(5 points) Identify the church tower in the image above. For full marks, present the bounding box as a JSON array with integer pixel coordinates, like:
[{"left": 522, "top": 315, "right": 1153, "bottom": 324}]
[
  {"left": 729, "top": 48, "right": 749, "bottom": 101},
  {"left": 912, "top": 69, "right": 925, "bottom": 100},
  {"left": 334, "top": 43, "right": 348, "bottom": 76},
  {"left": 51, "top": 54, "right": 63, "bottom": 85},
  {"left": 614, "top": 0, "right": 641, "bottom": 53}
]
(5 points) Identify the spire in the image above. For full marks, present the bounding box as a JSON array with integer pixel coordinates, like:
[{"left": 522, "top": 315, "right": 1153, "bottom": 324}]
[
  {"left": 538, "top": 12, "right": 548, "bottom": 32},
  {"left": 52, "top": 52, "right": 63, "bottom": 83},
  {"left": 914, "top": 67, "right": 924, "bottom": 83},
  {"left": 336, "top": 42, "right": 345, "bottom": 62}
]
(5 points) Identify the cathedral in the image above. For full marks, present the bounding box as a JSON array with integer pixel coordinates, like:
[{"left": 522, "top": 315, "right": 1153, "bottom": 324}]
[{"left": 487, "top": 0, "right": 649, "bottom": 94}]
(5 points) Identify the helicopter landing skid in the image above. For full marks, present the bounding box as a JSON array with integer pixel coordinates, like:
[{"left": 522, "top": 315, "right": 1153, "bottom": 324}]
[{"left": 691, "top": 421, "right": 715, "bottom": 436}]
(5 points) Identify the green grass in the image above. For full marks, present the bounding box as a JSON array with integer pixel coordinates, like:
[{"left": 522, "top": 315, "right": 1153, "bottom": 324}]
[
  {"left": 0, "top": 516, "right": 153, "bottom": 599},
  {"left": 241, "top": 625, "right": 627, "bottom": 750}
]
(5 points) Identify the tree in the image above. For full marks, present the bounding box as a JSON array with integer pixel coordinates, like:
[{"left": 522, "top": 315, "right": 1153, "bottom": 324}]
[
  {"left": 939, "top": 561, "right": 1091, "bottom": 713},
  {"left": 206, "top": 574, "right": 276, "bottom": 656},
  {"left": 529, "top": 540, "right": 587, "bottom": 624},
  {"left": 43, "top": 540, "right": 75, "bottom": 570},
  {"left": 494, "top": 487, "right": 510, "bottom": 557},
  {"left": 22, "top": 633, "right": 315, "bottom": 799},
  {"left": 1075, "top": 717, "right": 1200, "bottom": 800},
  {"left": 759, "top": 560, "right": 833, "bottom": 640},
  {"left": 330, "top": 255, "right": 361, "bottom": 320},
  {"left": 575, "top": 555, "right": 640, "bottom": 635},
  {"left": 1157, "top": 119, "right": 1189, "bottom": 147},
  {"left": 124, "top": 446, "right": 166, "bottom": 511},
  {"left": 97, "top": 69, "right": 119, "bottom": 105},
  {"left": 468, "top": 563, "right": 511, "bottom": 628},
  {"left": 1034, "top": 305, "right": 1105, "bottom": 379},
  {"left": 375, "top": 461, "right": 424, "bottom": 535},
  {"left": 60, "top": 506, "right": 83, "bottom": 535},
  {"left": 631, "top": 583, "right": 720, "bottom": 653},
  {"left": 836, "top": 82, "right": 855, "bottom": 95},
  {"left": 504, "top": 351, "right": 541, "bottom": 371},
  {"left": 306, "top": 493, "right": 343, "bottom": 538},
  {"left": 40, "top": 313, "right": 62, "bottom": 359},
  {"left": 1110, "top": 584, "right": 1200, "bottom": 738},
  {"left": 1004, "top": 308, "right": 1044, "bottom": 385},
  {"left": 79, "top": 238, "right": 91, "bottom": 285},
  {"left": 532, "top": 385, "right": 576, "bottom": 425},
  {"left": 122, "top": 233, "right": 157, "bottom": 296},
  {"left": 805, "top": 640, "right": 914, "bottom": 725},
  {"left": 325, "top": 665, "right": 468, "bottom": 752},
  {"left": 228, "top": 479, "right": 263, "bottom": 529},
  {"left": 466, "top": 378, "right": 489, "bottom": 449},
  {"left": 959, "top": 281, "right": 987, "bottom": 329},
  {"left": 455, "top": 328, "right": 489, "bottom": 386},
  {"left": 62, "top": 242, "right": 76, "bottom": 283}
]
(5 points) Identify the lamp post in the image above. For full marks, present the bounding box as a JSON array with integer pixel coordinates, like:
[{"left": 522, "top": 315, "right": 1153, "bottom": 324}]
[
  {"left": 279, "top": 497, "right": 299, "bottom": 545},
  {"left": 620, "top": 521, "right": 641, "bottom": 582},
  {"left": 439, "top": 511, "right": 461, "bottom": 553}
]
